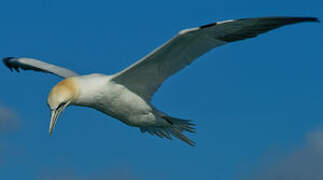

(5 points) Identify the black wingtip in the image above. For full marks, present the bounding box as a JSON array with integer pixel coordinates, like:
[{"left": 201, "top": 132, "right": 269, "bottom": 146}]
[
  {"left": 313, "top": 17, "right": 320, "bottom": 23},
  {"left": 279, "top": 16, "right": 320, "bottom": 23},
  {"left": 199, "top": 17, "right": 319, "bottom": 30},
  {"left": 289, "top": 17, "right": 320, "bottom": 25},
  {"left": 301, "top": 17, "right": 320, "bottom": 23},
  {"left": 199, "top": 22, "right": 217, "bottom": 29},
  {"left": 3, "top": 57, "right": 16, "bottom": 72}
]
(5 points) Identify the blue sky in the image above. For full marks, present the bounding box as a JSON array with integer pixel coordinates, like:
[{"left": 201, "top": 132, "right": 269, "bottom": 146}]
[{"left": 0, "top": 0, "right": 322, "bottom": 179}]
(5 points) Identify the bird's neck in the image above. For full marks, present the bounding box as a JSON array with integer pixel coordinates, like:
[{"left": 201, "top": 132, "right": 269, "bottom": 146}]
[{"left": 72, "top": 74, "right": 110, "bottom": 107}]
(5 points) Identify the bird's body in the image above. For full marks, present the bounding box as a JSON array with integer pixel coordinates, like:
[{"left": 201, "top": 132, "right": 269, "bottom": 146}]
[
  {"left": 3, "top": 16, "right": 319, "bottom": 146},
  {"left": 72, "top": 74, "right": 165, "bottom": 127}
]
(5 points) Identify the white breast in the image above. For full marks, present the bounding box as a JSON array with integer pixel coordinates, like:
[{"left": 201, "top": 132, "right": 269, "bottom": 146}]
[{"left": 75, "top": 73, "right": 154, "bottom": 125}]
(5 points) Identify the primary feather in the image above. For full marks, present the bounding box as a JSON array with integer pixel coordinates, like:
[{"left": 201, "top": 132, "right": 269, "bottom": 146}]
[{"left": 3, "top": 57, "right": 78, "bottom": 78}]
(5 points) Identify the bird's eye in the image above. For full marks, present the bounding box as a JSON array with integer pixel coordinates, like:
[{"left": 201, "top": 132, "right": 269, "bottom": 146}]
[{"left": 57, "top": 102, "right": 66, "bottom": 110}]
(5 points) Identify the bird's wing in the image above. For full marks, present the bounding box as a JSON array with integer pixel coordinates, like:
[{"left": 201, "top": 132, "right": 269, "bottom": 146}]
[
  {"left": 3, "top": 57, "right": 79, "bottom": 78},
  {"left": 111, "top": 17, "right": 319, "bottom": 101}
]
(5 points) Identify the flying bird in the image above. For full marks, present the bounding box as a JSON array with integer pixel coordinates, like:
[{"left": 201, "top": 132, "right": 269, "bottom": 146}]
[{"left": 3, "top": 17, "right": 319, "bottom": 146}]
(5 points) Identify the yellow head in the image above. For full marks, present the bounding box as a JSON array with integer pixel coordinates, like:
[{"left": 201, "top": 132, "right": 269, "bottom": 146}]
[{"left": 47, "top": 78, "right": 80, "bottom": 135}]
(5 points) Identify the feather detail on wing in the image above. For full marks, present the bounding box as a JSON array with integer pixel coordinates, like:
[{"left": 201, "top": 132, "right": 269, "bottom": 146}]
[
  {"left": 3, "top": 57, "right": 79, "bottom": 78},
  {"left": 112, "top": 17, "right": 319, "bottom": 101}
]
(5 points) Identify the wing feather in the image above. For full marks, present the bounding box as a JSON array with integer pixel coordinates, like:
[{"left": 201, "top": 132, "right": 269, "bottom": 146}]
[
  {"left": 112, "top": 17, "right": 318, "bottom": 101},
  {"left": 3, "top": 57, "right": 79, "bottom": 78}
]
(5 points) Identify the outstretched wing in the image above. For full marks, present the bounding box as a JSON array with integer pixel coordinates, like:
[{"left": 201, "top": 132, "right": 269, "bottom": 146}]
[
  {"left": 3, "top": 57, "right": 79, "bottom": 78},
  {"left": 111, "top": 17, "right": 319, "bottom": 101}
]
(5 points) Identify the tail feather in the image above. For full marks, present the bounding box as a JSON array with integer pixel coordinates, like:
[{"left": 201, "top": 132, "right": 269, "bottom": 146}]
[
  {"left": 169, "top": 128, "right": 195, "bottom": 146},
  {"left": 140, "top": 116, "right": 195, "bottom": 146},
  {"left": 164, "top": 116, "right": 196, "bottom": 133}
]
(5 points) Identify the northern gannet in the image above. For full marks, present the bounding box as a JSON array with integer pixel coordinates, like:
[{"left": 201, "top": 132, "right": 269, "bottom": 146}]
[{"left": 3, "top": 17, "right": 319, "bottom": 146}]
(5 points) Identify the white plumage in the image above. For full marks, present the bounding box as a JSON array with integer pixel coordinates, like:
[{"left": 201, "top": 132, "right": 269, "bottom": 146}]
[{"left": 3, "top": 16, "right": 319, "bottom": 146}]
